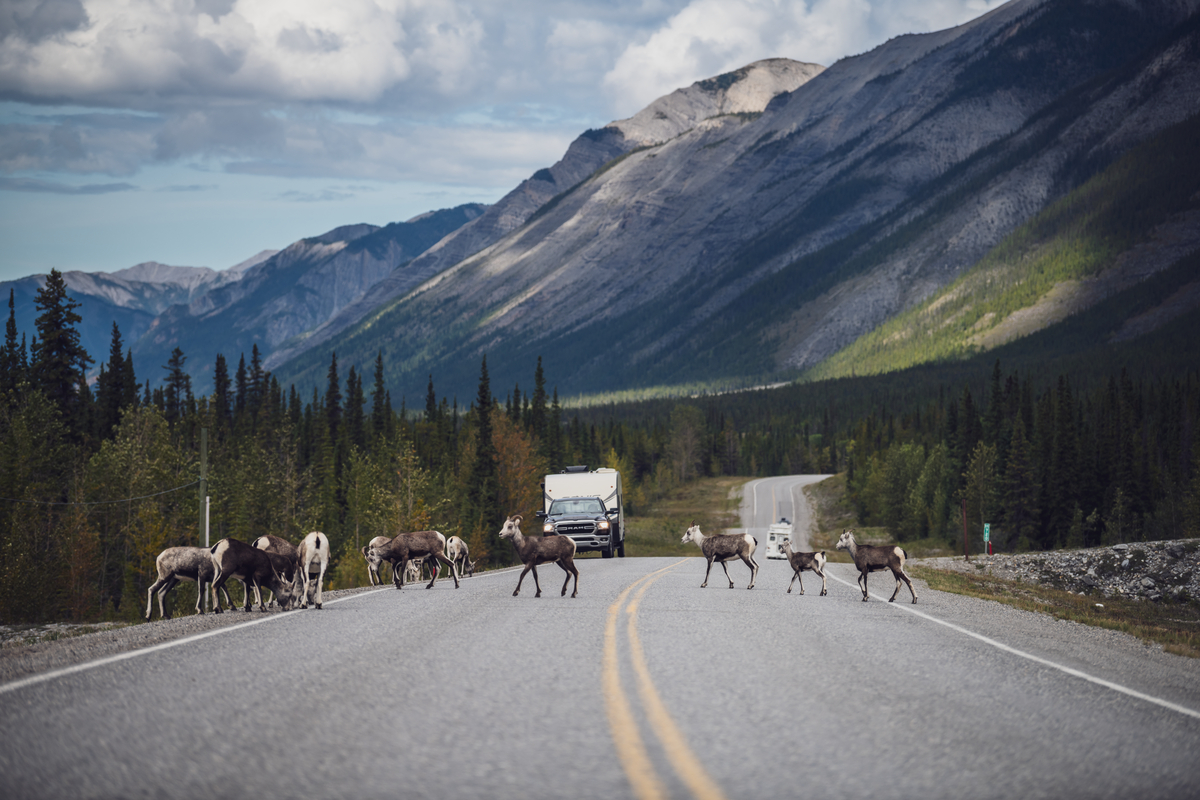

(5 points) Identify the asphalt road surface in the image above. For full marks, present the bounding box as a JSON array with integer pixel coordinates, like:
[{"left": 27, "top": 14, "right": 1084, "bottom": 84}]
[{"left": 2, "top": 475, "right": 1199, "bottom": 799}]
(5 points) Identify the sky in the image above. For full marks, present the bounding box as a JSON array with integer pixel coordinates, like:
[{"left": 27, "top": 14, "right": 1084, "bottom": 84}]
[{"left": 0, "top": 0, "right": 1007, "bottom": 282}]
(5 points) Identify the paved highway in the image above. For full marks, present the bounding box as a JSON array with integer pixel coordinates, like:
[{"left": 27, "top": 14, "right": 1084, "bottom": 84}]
[{"left": 2, "top": 475, "right": 1199, "bottom": 799}]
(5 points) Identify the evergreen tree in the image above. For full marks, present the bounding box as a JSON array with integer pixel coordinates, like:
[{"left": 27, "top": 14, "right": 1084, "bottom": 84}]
[
  {"left": 1, "top": 288, "right": 22, "bottom": 400},
  {"left": 370, "top": 351, "right": 388, "bottom": 443},
  {"left": 345, "top": 365, "right": 366, "bottom": 450},
  {"left": 31, "top": 268, "right": 92, "bottom": 437},
  {"left": 326, "top": 351, "right": 342, "bottom": 440},
  {"left": 95, "top": 322, "right": 128, "bottom": 440},
  {"left": 162, "top": 347, "right": 190, "bottom": 425},
  {"left": 468, "top": 356, "right": 499, "bottom": 532},
  {"left": 1001, "top": 415, "right": 1039, "bottom": 550},
  {"left": 213, "top": 354, "right": 232, "bottom": 429},
  {"left": 234, "top": 354, "right": 247, "bottom": 422}
]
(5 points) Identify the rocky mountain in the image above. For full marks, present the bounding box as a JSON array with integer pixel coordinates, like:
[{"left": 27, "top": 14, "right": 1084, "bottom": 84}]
[
  {"left": 270, "top": 0, "right": 1200, "bottom": 401},
  {"left": 129, "top": 204, "right": 485, "bottom": 390},
  {"left": 0, "top": 251, "right": 275, "bottom": 371},
  {"left": 263, "top": 58, "right": 823, "bottom": 373}
]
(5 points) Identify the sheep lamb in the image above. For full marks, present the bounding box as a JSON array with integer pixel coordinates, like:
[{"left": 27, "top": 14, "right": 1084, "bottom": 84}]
[
  {"left": 835, "top": 529, "right": 917, "bottom": 603},
  {"left": 780, "top": 539, "right": 827, "bottom": 596},
  {"left": 681, "top": 522, "right": 759, "bottom": 589}
]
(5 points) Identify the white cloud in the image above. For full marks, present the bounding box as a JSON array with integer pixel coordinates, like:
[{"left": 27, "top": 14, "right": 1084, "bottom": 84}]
[{"left": 602, "top": 0, "right": 1008, "bottom": 116}]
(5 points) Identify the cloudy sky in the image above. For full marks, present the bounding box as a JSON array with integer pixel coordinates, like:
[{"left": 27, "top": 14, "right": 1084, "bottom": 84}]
[{"left": 0, "top": 0, "right": 1005, "bottom": 282}]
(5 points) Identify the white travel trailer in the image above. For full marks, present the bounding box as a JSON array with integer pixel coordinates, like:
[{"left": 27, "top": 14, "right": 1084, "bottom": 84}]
[
  {"left": 537, "top": 466, "right": 625, "bottom": 558},
  {"left": 765, "top": 518, "right": 794, "bottom": 559}
]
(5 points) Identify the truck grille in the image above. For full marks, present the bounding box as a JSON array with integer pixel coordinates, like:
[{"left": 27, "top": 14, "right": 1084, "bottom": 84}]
[{"left": 557, "top": 521, "right": 597, "bottom": 536}]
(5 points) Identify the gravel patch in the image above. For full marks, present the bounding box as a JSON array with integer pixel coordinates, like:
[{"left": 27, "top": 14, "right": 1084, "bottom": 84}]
[{"left": 914, "top": 539, "right": 1200, "bottom": 603}]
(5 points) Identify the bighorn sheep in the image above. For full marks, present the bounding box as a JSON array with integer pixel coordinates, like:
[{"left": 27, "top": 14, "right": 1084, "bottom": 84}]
[
  {"left": 294, "top": 531, "right": 329, "bottom": 609},
  {"left": 403, "top": 556, "right": 426, "bottom": 585},
  {"left": 498, "top": 515, "right": 578, "bottom": 598},
  {"left": 369, "top": 531, "right": 459, "bottom": 590},
  {"left": 835, "top": 529, "right": 917, "bottom": 603},
  {"left": 144, "top": 546, "right": 233, "bottom": 620},
  {"left": 210, "top": 538, "right": 298, "bottom": 612},
  {"left": 446, "top": 535, "right": 475, "bottom": 578},
  {"left": 681, "top": 522, "right": 759, "bottom": 589},
  {"left": 253, "top": 534, "right": 299, "bottom": 607},
  {"left": 780, "top": 538, "right": 827, "bottom": 595},
  {"left": 361, "top": 536, "right": 393, "bottom": 585}
]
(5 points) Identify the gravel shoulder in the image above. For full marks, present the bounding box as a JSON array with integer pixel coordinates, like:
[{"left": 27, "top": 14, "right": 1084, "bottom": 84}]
[{"left": 0, "top": 586, "right": 385, "bottom": 686}]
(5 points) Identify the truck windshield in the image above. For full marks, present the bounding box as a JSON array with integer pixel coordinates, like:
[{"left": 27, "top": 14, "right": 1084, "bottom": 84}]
[{"left": 549, "top": 499, "right": 605, "bottom": 515}]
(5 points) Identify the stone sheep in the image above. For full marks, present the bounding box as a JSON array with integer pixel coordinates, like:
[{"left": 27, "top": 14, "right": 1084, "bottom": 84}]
[
  {"left": 294, "top": 531, "right": 329, "bottom": 609},
  {"left": 780, "top": 538, "right": 827, "bottom": 595},
  {"left": 498, "top": 515, "right": 578, "bottom": 598},
  {"left": 361, "top": 535, "right": 393, "bottom": 585},
  {"left": 680, "top": 522, "right": 759, "bottom": 589},
  {"left": 143, "top": 546, "right": 233, "bottom": 620},
  {"left": 446, "top": 535, "right": 475, "bottom": 577},
  {"left": 253, "top": 534, "right": 299, "bottom": 607},
  {"left": 836, "top": 529, "right": 917, "bottom": 603},
  {"left": 210, "top": 538, "right": 298, "bottom": 612},
  {"left": 369, "top": 531, "right": 459, "bottom": 590}
]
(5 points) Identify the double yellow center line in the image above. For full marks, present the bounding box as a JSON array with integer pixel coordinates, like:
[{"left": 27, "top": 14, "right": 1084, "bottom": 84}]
[{"left": 603, "top": 561, "right": 728, "bottom": 800}]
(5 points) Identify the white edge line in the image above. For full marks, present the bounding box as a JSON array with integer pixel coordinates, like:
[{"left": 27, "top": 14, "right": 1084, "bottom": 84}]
[
  {"left": 1, "top": 566, "right": 532, "bottom": 696},
  {"left": 826, "top": 570, "right": 1200, "bottom": 721}
]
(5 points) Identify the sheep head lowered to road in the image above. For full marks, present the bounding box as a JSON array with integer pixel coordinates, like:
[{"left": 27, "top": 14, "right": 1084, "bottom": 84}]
[
  {"left": 681, "top": 522, "right": 759, "bottom": 589},
  {"left": 369, "top": 531, "right": 459, "bottom": 590}
]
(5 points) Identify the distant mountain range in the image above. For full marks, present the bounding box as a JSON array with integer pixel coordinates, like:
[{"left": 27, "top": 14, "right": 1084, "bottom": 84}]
[{"left": 5, "top": 0, "right": 1199, "bottom": 402}]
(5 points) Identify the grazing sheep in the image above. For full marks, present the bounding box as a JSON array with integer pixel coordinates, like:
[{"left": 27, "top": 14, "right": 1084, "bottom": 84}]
[
  {"left": 253, "top": 534, "right": 299, "bottom": 607},
  {"left": 780, "top": 538, "right": 827, "bottom": 596},
  {"left": 836, "top": 529, "right": 917, "bottom": 603},
  {"left": 369, "top": 531, "right": 459, "bottom": 590},
  {"left": 361, "top": 536, "right": 393, "bottom": 585},
  {"left": 446, "top": 535, "right": 475, "bottom": 578},
  {"left": 498, "top": 515, "right": 578, "bottom": 598},
  {"left": 294, "top": 531, "right": 329, "bottom": 609},
  {"left": 210, "top": 538, "right": 298, "bottom": 612},
  {"left": 680, "top": 522, "right": 759, "bottom": 589},
  {"left": 143, "top": 546, "right": 233, "bottom": 620},
  {"left": 403, "top": 556, "right": 426, "bottom": 585}
]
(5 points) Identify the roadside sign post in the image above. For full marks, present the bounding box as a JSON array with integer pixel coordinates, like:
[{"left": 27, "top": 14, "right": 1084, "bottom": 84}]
[
  {"left": 984, "top": 523, "right": 991, "bottom": 556},
  {"left": 962, "top": 499, "right": 969, "bottom": 562}
]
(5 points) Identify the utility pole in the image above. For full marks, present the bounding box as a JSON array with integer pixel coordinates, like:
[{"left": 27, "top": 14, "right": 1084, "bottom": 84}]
[{"left": 200, "top": 427, "right": 208, "bottom": 548}]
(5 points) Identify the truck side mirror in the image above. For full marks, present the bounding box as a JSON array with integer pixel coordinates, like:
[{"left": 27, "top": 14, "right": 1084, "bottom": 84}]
[{"left": 535, "top": 511, "right": 547, "bottom": 519}]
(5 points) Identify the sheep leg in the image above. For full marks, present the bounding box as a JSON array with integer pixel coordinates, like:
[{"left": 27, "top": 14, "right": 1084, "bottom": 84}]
[
  {"left": 701, "top": 557, "right": 714, "bottom": 588},
  {"left": 531, "top": 563, "right": 543, "bottom": 598},
  {"left": 313, "top": 564, "right": 326, "bottom": 609},
  {"left": 513, "top": 563, "right": 534, "bottom": 596},
  {"left": 859, "top": 570, "right": 869, "bottom": 602},
  {"left": 787, "top": 568, "right": 797, "bottom": 594},
  {"left": 556, "top": 558, "right": 573, "bottom": 597},
  {"left": 743, "top": 553, "right": 758, "bottom": 589},
  {"left": 720, "top": 559, "right": 735, "bottom": 589},
  {"left": 397, "top": 557, "right": 408, "bottom": 590},
  {"left": 145, "top": 574, "right": 171, "bottom": 621},
  {"left": 429, "top": 553, "right": 460, "bottom": 589},
  {"left": 891, "top": 567, "right": 918, "bottom": 603},
  {"left": 816, "top": 567, "right": 828, "bottom": 596}
]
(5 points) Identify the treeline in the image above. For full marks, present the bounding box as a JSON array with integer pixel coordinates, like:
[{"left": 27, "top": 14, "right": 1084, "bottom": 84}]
[
  {"left": 0, "top": 272, "right": 776, "bottom": 622},
  {"left": 3, "top": 271, "right": 1199, "bottom": 623}
]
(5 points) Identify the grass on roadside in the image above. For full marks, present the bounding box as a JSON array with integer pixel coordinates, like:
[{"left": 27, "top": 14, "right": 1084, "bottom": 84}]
[
  {"left": 622, "top": 477, "right": 746, "bottom": 557},
  {"left": 802, "top": 474, "right": 954, "bottom": 561},
  {"left": 911, "top": 565, "right": 1200, "bottom": 659}
]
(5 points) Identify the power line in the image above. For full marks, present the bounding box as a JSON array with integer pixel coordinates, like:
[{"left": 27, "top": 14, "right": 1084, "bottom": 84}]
[{"left": 0, "top": 480, "right": 201, "bottom": 506}]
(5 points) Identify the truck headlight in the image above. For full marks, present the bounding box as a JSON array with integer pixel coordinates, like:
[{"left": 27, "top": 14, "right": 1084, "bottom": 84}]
[
  {"left": 598, "top": 520, "right": 609, "bottom": 530},
  {"left": 543, "top": 523, "right": 555, "bottom": 534}
]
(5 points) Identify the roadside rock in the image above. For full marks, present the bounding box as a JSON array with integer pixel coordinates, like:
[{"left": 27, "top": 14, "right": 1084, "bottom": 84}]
[{"left": 915, "top": 539, "right": 1200, "bottom": 603}]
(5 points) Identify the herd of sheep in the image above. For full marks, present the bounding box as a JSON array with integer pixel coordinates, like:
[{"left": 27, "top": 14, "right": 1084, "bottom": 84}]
[{"left": 144, "top": 519, "right": 917, "bottom": 621}]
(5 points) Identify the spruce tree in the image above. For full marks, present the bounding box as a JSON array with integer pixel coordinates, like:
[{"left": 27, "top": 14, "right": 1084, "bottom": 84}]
[
  {"left": 468, "top": 356, "right": 499, "bottom": 532},
  {"left": 1, "top": 288, "right": 22, "bottom": 400},
  {"left": 95, "top": 322, "right": 127, "bottom": 440},
  {"left": 163, "top": 347, "right": 190, "bottom": 425},
  {"left": 370, "top": 351, "right": 388, "bottom": 444},
  {"left": 326, "top": 351, "right": 342, "bottom": 440},
  {"left": 213, "top": 354, "right": 232, "bottom": 429},
  {"left": 31, "top": 268, "right": 92, "bottom": 438}
]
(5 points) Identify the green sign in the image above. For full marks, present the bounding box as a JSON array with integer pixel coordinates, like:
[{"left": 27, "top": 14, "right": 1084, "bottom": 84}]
[{"left": 984, "top": 523, "right": 990, "bottom": 542}]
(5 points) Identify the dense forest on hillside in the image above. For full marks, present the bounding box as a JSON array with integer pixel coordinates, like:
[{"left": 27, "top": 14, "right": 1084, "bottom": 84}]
[{"left": 2, "top": 271, "right": 1199, "bottom": 623}]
